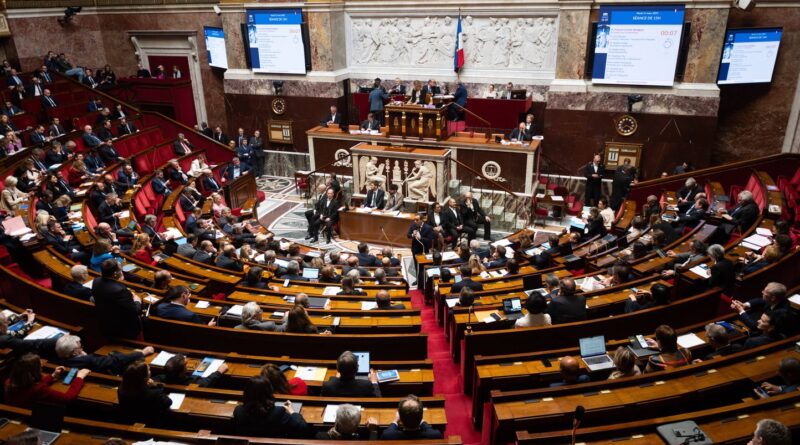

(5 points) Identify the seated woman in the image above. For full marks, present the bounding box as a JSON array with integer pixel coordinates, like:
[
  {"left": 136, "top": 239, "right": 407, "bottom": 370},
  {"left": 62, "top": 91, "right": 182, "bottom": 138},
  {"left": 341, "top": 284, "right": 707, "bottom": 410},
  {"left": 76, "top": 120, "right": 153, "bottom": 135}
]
[
  {"left": 4, "top": 131, "right": 22, "bottom": 155},
  {"left": 210, "top": 192, "right": 226, "bottom": 217},
  {"left": 337, "top": 277, "right": 366, "bottom": 296},
  {"left": 625, "top": 283, "right": 670, "bottom": 313},
  {"left": 514, "top": 293, "right": 551, "bottom": 328},
  {"left": 315, "top": 403, "right": 377, "bottom": 440},
  {"left": 233, "top": 376, "right": 311, "bottom": 438},
  {"left": 741, "top": 244, "right": 782, "bottom": 275},
  {"left": 117, "top": 360, "right": 172, "bottom": 425},
  {"left": 584, "top": 207, "right": 606, "bottom": 239},
  {"left": 260, "top": 363, "right": 308, "bottom": 396},
  {"left": 319, "top": 265, "right": 341, "bottom": 284},
  {"left": 0, "top": 176, "right": 29, "bottom": 213},
  {"left": 152, "top": 285, "right": 216, "bottom": 326},
  {"left": 189, "top": 153, "right": 210, "bottom": 178},
  {"left": 468, "top": 254, "right": 486, "bottom": 275},
  {"left": 627, "top": 216, "right": 647, "bottom": 239},
  {"left": 607, "top": 347, "right": 641, "bottom": 379},
  {"left": 235, "top": 302, "right": 278, "bottom": 331},
  {"left": 4, "top": 353, "right": 90, "bottom": 407},
  {"left": 152, "top": 353, "right": 227, "bottom": 388},
  {"left": 67, "top": 156, "right": 92, "bottom": 187},
  {"left": 131, "top": 233, "right": 157, "bottom": 266},
  {"left": 645, "top": 325, "right": 691, "bottom": 372},
  {"left": 284, "top": 305, "right": 329, "bottom": 335},
  {"left": 89, "top": 239, "right": 122, "bottom": 272}
]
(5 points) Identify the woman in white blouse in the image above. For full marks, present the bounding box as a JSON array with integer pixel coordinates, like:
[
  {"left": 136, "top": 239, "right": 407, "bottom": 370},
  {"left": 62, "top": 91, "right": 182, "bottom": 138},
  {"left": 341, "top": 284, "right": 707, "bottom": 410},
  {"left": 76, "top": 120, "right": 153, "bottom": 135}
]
[
  {"left": 189, "top": 153, "right": 210, "bottom": 177},
  {"left": 0, "top": 176, "right": 29, "bottom": 213}
]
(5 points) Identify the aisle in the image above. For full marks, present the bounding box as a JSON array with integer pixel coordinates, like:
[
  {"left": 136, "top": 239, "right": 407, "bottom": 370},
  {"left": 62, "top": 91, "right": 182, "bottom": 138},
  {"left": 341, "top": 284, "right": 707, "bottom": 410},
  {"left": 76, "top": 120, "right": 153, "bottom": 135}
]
[{"left": 409, "top": 290, "right": 481, "bottom": 445}]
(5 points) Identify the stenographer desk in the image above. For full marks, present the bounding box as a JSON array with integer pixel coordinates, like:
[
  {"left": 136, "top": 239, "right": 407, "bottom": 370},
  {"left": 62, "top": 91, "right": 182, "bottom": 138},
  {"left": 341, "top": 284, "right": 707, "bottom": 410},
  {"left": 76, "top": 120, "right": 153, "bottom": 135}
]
[{"left": 339, "top": 208, "right": 417, "bottom": 247}]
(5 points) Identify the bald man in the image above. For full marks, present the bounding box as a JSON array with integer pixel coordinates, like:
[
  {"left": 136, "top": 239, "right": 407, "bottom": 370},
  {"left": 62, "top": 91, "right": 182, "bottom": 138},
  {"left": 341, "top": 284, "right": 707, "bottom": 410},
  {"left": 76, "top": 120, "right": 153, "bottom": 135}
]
[{"left": 550, "top": 356, "right": 590, "bottom": 387}]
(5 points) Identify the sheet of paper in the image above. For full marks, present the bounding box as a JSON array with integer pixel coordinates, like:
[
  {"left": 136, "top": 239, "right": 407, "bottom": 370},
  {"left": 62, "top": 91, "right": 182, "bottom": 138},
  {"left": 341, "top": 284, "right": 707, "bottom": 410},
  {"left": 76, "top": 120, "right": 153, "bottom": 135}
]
[
  {"left": 479, "top": 271, "right": 490, "bottom": 279},
  {"left": 151, "top": 351, "right": 176, "bottom": 367},
  {"left": 360, "top": 301, "right": 378, "bottom": 310},
  {"left": 202, "top": 359, "right": 225, "bottom": 378},
  {"left": 788, "top": 294, "right": 800, "bottom": 306},
  {"left": 743, "top": 234, "right": 772, "bottom": 248},
  {"left": 441, "top": 251, "right": 460, "bottom": 261},
  {"left": 294, "top": 366, "right": 327, "bottom": 381},
  {"left": 195, "top": 300, "right": 210, "bottom": 309},
  {"left": 741, "top": 241, "right": 763, "bottom": 251},
  {"left": 117, "top": 210, "right": 130, "bottom": 219},
  {"left": 677, "top": 333, "right": 706, "bottom": 349},
  {"left": 492, "top": 239, "right": 513, "bottom": 247},
  {"left": 755, "top": 227, "right": 773, "bottom": 237},
  {"left": 23, "top": 325, "right": 66, "bottom": 341},
  {"left": 445, "top": 298, "right": 459, "bottom": 308},
  {"left": 227, "top": 305, "right": 244, "bottom": 316},
  {"left": 323, "top": 404, "right": 362, "bottom": 423},
  {"left": 689, "top": 265, "right": 711, "bottom": 279},
  {"left": 551, "top": 195, "right": 564, "bottom": 202},
  {"left": 323, "top": 286, "right": 341, "bottom": 296},
  {"left": 168, "top": 393, "right": 185, "bottom": 410},
  {"left": 82, "top": 280, "right": 94, "bottom": 289}
]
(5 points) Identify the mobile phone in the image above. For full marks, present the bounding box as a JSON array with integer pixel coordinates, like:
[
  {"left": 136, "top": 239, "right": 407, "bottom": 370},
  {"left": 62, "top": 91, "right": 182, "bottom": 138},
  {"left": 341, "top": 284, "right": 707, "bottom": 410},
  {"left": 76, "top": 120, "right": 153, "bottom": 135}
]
[
  {"left": 63, "top": 368, "right": 78, "bottom": 385},
  {"left": 635, "top": 335, "right": 649, "bottom": 349},
  {"left": 541, "top": 358, "right": 552, "bottom": 368},
  {"left": 630, "top": 287, "right": 638, "bottom": 294},
  {"left": 754, "top": 387, "right": 770, "bottom": 399}
]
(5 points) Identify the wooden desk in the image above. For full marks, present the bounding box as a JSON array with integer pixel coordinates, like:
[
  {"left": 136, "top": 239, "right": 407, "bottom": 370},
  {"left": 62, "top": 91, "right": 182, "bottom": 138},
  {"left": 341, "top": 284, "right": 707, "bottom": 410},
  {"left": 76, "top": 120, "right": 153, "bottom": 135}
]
[
  {"left": 339, "top": 210, "right": 416, "bottom": 247},
  {"left": 385, "top": 104, "right": 448, "bottom": 140}
]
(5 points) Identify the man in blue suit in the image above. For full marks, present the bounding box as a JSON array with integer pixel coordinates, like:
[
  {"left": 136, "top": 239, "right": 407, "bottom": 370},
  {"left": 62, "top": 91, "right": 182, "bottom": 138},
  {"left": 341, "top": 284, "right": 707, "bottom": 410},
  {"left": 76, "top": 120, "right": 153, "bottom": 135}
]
[
  {"left": 368, "top": 78, "right": 389, "bottom": 126},
  {"left": 449, "top": 82, "right": 468, "bottom": 121}
]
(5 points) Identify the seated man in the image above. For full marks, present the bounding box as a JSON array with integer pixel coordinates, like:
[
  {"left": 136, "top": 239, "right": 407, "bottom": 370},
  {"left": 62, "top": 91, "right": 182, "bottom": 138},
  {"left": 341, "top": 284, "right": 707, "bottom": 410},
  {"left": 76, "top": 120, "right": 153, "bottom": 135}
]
[
  {"left": 732, "top": 282, "right": 794, "bottom": 332},
  {"left": 746, "top": 419, "right": 792, "bottom": 445},
  {"left": 546, "top": 278, "right": 586, "bottom": 324},
  {"left": 758, "top": 357, "right": 799, "bottom": 396},
  {"left": 355, "top": 242, "right": 379, "bottom": 267},
  {"left": 153, "top": 353, "right": 228, "bottom": 388},
  {"left": 0, "top": 309, "right": 58, "bottom": 358},
  {"left": 450, "top": 265, "right": 484, "bottom": 293},
  {"left": 380, "top": 395, "right": 443, "bottom": 440},
  {"left": 152, "top": 285, "right": 216, "bottom": 326},
  {"left": 192, "top": 240, "right": 217, "bottom": 264},
  {"left": 698, "top": 323, "right": 742, "bottom": 361},
  {"left": 549, "top": 356, "right": 590, "bottom": 387},
  {"left": 342, "top": 256, "right": 369, "bottom": 277},
  {"left": 320, "top": 351, "right": 381, "bottom": 397},
  {"left": 360, "top": 112, "right": 380, "bottom": 131},
  {"left": 117, "top": 117, "right": 138, "bottom": 136},
  {"left": 223, "top": 157, "right": 250, "bottom": 183},
  {"left": 384, "top": 183, "right": 404, "bottom": 212},
  {"left": 363, "top": 181, "right": 385, "bottom": 209},
  {"left": 62, "top": 265, "right": 93, "bottom": 301},
  {"left": 508, "top": 122, "right": 532, "bottom": 142},
  {"left": 150, "top": 169, "right": 171, "bottom": 196},
  {"left": 373, "top": 290, "right": 403, "bottom": 310},
  {"left": 321, "top": 105, "right": 343, "bottom": 128},
  {"left": 215, "top": 244, "right": 244, "bottom": 272},
  {"left": 235, "top": 302, "right": 278, "bottom": 331},
  {"left": 176, "top": 233, "right": 198, "bottom": 258},
  {"left": 483, "top": 245, "right": 508, "bottom": 269},
  {"left": 55, "top": 334, "right": 153, "bottom": 375}
]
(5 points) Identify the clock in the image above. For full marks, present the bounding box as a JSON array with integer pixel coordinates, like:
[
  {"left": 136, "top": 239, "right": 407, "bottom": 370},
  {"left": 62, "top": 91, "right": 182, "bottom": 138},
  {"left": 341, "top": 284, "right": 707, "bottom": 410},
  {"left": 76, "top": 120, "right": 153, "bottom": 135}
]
[
  {"left": 614, "top": 114, "right": 638, "bottom": 136},
  {"left": 271, "top": 97, "right": 287, "bottom": 115}
]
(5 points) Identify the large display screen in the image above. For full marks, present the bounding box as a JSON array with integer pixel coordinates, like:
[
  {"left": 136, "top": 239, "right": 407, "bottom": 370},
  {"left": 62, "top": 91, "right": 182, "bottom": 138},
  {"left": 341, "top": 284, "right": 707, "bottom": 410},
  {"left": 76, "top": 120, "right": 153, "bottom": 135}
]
[
  {"left": 718, "top": 28, "right": 782, "bottom": 85},
  {"left": 245, "top": 8, "right": 306, "bottom": 74},
  {"left": 591, "top": 4, "right": 685, "bottom": 86},
  {"left": 203, "top": 27, "right": 228, "bottom": 69}
]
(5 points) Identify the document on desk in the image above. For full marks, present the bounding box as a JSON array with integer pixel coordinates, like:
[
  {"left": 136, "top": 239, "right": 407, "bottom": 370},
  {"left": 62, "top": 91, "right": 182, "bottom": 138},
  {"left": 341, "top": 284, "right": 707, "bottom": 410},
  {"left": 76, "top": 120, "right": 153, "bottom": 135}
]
[
  {"left": 151, "top": 351, "right": 176, "bottom": 367},
  {"left": 295, "top": 366, "right": 327, "bottom": 382},
  {"left": 492, "top": 238, "right": 513, "bottom": 247},
  {"left": 755, "top": 227, "right": 773, "bottom": 237},
  {"left": 677, "top": 333, "right": 706, "bottom": 349},
  {"left": 689, "top": 265, "right": 711, "bottom": 279},
  {"left": 323, "top": 287, "right": 341, "bottom": 296},
  {"left": 441, "top": 251, "right": 460, "bottom": 261},
  {"left": 360, "top": 301, "right": 378, "bottom": 310},
  {"left": 168, "top": 393, "right": 185, "bottom": 410},
  {"left": 23, "top": 326, "right": 66, "bottom": 341},
  {"left": 226, "top": 305, "right": 244, "bottom": 317},
  {"left": 743, "top": 234, "right": 772, "bottom": 248}
]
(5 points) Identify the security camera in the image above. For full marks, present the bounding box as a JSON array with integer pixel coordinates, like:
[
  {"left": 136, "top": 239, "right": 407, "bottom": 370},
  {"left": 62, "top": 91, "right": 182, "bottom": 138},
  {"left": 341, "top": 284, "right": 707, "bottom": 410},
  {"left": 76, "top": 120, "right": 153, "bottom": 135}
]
[{"left": 213, "top": 5, "right": 222, "bottom": 15}]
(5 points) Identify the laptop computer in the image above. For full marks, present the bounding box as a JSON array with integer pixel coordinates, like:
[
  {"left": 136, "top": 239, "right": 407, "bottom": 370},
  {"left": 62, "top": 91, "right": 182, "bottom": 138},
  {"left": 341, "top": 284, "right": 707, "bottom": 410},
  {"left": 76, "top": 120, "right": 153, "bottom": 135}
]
[
  {"left": 302, "top": 268, "right": 319, "bottom": 280},
  {"left": 30, "top": 402, "right": 63, "bottom": 445},
  {"left": 578, "top": 335, "right": 615, "bottom": 371},
  {"left": 502, "top": 297, "right": 524, "bottom": 321},
  {"left": 307, "top": 297, "right": 329, "bottom": 309},
  {"left": 522, "top": 274, "right": 542, "bottom": 291},
  {"left": 353, "top": 351, "right": 370, "bottom": 380}
]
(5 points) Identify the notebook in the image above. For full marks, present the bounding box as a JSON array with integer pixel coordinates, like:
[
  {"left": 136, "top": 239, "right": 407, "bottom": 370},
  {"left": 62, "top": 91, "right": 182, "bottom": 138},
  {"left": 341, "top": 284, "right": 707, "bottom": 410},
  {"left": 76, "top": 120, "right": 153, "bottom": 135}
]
[{"left": 579, "top": 335, "right": 614, "bottom": 371}]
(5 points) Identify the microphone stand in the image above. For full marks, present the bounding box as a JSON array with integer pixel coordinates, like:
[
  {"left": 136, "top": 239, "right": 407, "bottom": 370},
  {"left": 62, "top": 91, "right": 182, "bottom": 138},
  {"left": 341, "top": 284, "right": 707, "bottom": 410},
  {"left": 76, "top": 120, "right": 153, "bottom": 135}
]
[
  {"left": 466, "top": 304, "right": 474, "bottom": 335},
  {"left": 380, "top": 225, "right": 394, "bottom": 257}
]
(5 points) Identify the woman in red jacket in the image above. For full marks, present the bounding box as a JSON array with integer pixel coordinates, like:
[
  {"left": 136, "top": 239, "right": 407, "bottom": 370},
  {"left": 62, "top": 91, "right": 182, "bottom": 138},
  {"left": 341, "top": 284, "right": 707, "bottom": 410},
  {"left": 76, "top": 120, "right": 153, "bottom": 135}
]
[
  {"left": 4, "top": 353, "right": 90, "bottom": 407},
  {"left": 260, "top": 363, "right": 308, "bottom": 396},
  {"left": 131, "top": 233, "right": 158, "bottom": 266}
]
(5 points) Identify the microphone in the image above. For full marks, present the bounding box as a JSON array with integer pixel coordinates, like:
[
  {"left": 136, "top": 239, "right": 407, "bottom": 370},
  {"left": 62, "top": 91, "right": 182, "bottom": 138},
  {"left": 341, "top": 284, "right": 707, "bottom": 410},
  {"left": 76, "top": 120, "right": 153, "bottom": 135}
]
[
  {"left": 380, "top": 225, "right": 394, "bottom": 257},
  {"left": 571, "top": 405, "right": 585, "bottom": 445}
]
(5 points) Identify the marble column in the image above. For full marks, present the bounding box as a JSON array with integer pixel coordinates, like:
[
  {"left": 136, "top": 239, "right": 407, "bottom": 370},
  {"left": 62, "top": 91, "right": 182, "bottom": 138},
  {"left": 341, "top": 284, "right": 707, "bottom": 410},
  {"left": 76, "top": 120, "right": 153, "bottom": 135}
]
[
  {"left": 554, "top": 2, "right": 591, "bottom": 81},
  {"left": 682, "top": 8, "right": 730, "bottom": 84},
  {"left": 220, "top": 7, "right": 246, "bottom": 70}
]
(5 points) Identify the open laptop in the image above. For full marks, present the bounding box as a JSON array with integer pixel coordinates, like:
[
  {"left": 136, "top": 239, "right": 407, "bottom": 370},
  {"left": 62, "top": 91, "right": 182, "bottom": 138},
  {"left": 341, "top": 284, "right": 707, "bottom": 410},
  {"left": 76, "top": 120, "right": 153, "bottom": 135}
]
[
  {"left": 30, "top": 403, "right": 63, "bottom": 445},
  {"left": 522, "top": 274, "right": 542, "bottom": 291},
  {"left": 578, "top": 335, "right": 615, "bottom": 372},
  {"left": 302, "top": 267, "right": 320, "bottom": 280},
  {"left": 353, "top": 351, "right": 370, "bottom": 380},
  {"left": 502, "top": 297, "right": 524, "bottom": 321}
]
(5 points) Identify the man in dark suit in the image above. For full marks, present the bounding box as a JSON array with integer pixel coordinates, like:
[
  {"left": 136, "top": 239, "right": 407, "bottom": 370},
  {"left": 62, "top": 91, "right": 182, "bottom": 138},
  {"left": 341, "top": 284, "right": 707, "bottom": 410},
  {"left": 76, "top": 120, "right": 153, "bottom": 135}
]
[
  {"left": 167, "top": 160, "right": 189, "bottom": 185},
  {"left": 250, "top": 130, "right": 265, "bottom": 177},
  {"left": 388, "top": 78, "right": 406, "bottom": 95},
  {"left": 6, "top": 69, "right": 24, "bottom": 88},
  {"left": 546, "top": 278, "right": 586, "bottom": 324},
  {"left": 422, "top": 79, "right": 440, "bottom": 97},
  {"left": 461, "top": 191, "right": 491, "bottom": 241},
  {"left": 216, "top": 245, "right": 244, "bottom": 272},
  {"left": 320, "top": 105, "right": 343, "bottom": 128},
  {"left": 173, "top": 133, "right": 194, "bottom": 156},
  {"left": 731, "top": 282, "right": 795, "bottom": 332},
  {"left": 117, "top": 118, "right": 138, "bottom": 136},
  {"left": 40, "top": 89, "right": 57, "bottom": 108},
  {"left": 407, "top": 214, "right": 433, "bottom": 256},
  {"left": 676, "top": 198, "right": 708, "bottom": 229},
  {"left": 0, "top": 310, "right": 57, "bottom": 357},
  {"left": 281, "top": 260, "right": 309, "bottom": 281},
  {"left": 485, "top": 245, "right": 509, "bottom": 269},
  {"left": 448, "top": 81, "right": 468, "bottom": 121},
  {"left": 92, "top": 260, "right": 142, "bottom": 339},
  {"left": 362, "top": 181, "right": 385, "bottom": 209},
  {"left": 48, "top": 117, "right": 65, "bottom": 138},
  {"left": 368, "top": 78, "right": 389, "bottom": 125},
  {"left": 26, "top": 77, "right": 44, "bottom": 97},
  {"left": 450, "top": 265, "right": 484, "bottom": 294},
  {"left": 179, "top": 189, "right": 197, "bottom": 213},
  {"left": 98, "top": 120, "right": 114, "bottom": 141},
  {"left": 509, "top": 122, "right": 532, "bottom": 142},
  {"left": 29, "top": 125, "right": 49, "bottom": 146},
  {"left": 374, "top": 290, "right": 404, "bottom": 310},
  {"left": 97, "top": 193, "right": 123, "bottom": 228},
  {"left": 201, "top": 170, "right": 222, "bottom": 193},
  {"left": 610, "top": 163, "right": 635, "bottom": 211},
  {"left": 192, "top": 240, "right": 217, "bottom": 264},
  {"left": 82, "top": 69, "right": 99, "bottom": 88},
  {"left": 309, "top": 188, "right": 339, "bottom": 243},
  {"left": 305, "top": 184, "right": 328, "bottom": 241},
  {"left": 82, "top": 125, "right": 104, "bottom": 150},
  {"left": 342, "top": 256, "right": 370, "bottom": 277},
  {"left": 150, "top": 169, "right": 171, "bottom": 196},
  {"left": 55, "top": 334, "right": 151, "bottom": 375},
  {"left": 98, "top": 143, "right": 123, "bottom": 165},
  {"left": 320, "top": 351, "right": 381, "bottom": 397},
  {"left": 355, "top": 242, "right": 380, "bottom": 267},
  {"left": 677, "top": 177, "right": 701, "bottom": 212},
  {"left": 584, "top": 154, "right": 605, "bottom": 207},
  {"left": 360, "top": 112, "right": 380, "bottom": 131},
  {"left": 442, "top": 198, "right": 463, "bottom": 243},
  {"left": 222, "top": 157, "right": 251, "bottom": 183},
  {"left": 61, "top": 265, "right": 93, "bottom": 301},
  {"left": 115, "top": 164, "right": 139, "bottom": 193},
  {"left": 717, "top": 190, "right": 760, "bottom": 241},
  {"left": 707, "top": 244, "right": 736, "bottom": 296},
  {"left": 212, "top": 126, "right": 229, "bottom": 144}
]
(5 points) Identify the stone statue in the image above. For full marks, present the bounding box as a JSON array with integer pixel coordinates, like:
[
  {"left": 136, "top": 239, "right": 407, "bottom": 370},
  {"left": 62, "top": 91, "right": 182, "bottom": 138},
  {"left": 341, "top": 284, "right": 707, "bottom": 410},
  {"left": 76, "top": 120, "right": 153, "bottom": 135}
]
[
  {"left": 405, "top": 160, "right": 436, "bottom": 201},
  {"left": 364, "top": 156, "right": 386, "bottom": 189}
]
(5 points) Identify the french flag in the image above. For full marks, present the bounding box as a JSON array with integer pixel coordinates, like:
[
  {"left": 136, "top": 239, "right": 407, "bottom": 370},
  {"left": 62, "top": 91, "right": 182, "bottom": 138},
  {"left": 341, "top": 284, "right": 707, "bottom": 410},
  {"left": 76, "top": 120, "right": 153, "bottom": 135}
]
[{"left": 454, "top": 13, "right": 464, "bottom": 73}]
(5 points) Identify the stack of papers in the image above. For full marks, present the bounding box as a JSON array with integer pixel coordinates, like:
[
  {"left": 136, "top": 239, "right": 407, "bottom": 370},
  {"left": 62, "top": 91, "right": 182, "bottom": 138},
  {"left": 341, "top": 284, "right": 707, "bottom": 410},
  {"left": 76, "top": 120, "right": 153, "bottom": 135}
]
[
  {"left": 689, "top": 265, "right": 711, "bottom": 279},
  {"left": 227, "top": 305, "right": 244, "bottom": 317},
  {"left": 323, "top": 287, "right": 341, "bottom": 296},
  {"left": 294, "top": 366, "right": 327, "bottom": 381},
  {"left": 492, "top": 239, "right": 513, "bottom": 247},
  {"left": 360, "top": 301, "right": 378, "bottom": 310},
  {"left": 442, "top": 251, "right": 460, "bottom": 261},
  {"left": 445, "top": 298, "right": 459, "bottom": 308},
  {"left": 741, "top": 234, "right": 772, "bottom": 251},
  {"left": 24, "top": 326, "right": 66, "bottom": 341},
  {"left": 677, "top": 333, "right": 706, "bottom": 349},
  {"left": 755, "top": 227, "right": 773, "bottom": 237},
  {"left": 194, "top": 300, "right": 210, "bottom": 309},
  {"left": 323, "top": 405, "right": 361, "bottom": 423},
  {"left": 168, "top": 393, "right": 185, "bottom": 410}
]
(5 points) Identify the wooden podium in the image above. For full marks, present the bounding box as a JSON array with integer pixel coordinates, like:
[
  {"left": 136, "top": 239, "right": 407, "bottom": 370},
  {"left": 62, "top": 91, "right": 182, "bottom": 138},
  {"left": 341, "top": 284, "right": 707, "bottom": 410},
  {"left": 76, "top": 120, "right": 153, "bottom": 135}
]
[{"left": 385, "top": 104, "right": 449, "bottom": 141}]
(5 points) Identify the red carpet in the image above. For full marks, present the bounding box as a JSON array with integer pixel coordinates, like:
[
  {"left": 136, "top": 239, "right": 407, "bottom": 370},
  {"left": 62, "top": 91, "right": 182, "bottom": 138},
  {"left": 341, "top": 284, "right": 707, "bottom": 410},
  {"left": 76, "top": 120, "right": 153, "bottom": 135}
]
[{"left": 409, "top": 290, "right": 481, "bottom": 445}]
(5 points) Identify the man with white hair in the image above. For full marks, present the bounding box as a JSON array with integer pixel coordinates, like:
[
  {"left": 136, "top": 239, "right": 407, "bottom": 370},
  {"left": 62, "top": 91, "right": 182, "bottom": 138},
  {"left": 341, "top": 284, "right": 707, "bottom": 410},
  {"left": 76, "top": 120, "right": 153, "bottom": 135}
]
[
  {"left": 748, "top": 419, "right": 792, "bottom": 445},
  {"left": 62, "top": 264, "right": 93, "bottom": 301},
  {"left": 56, "top": 334, "right": 154, "bottom": 374},
  {"left": 314, "top": 403, "right": 378, "bottom": 439},
  {"left": 731, "top": 282, "right": 793, "bottom": 331},
  {"left": 235, "top": 302, "right": 278, "bottom": 331},
  {"left": 281, "top": 260, "right": 308, "bottom": 281},
  {"left": 82, "top": 124, "right": 103, "bottom": 149},
  {"left": 715, "top": 190, "right": 760, "bottom": 243},
  {"left": 172, "top": 133, "right": 194, "bottom": 156},
  {"left": 201, "top": 168, "right": 221, "bottom": 193},
  {"left": 677, "top": 177, "right": 700, "bottom": 212}
]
